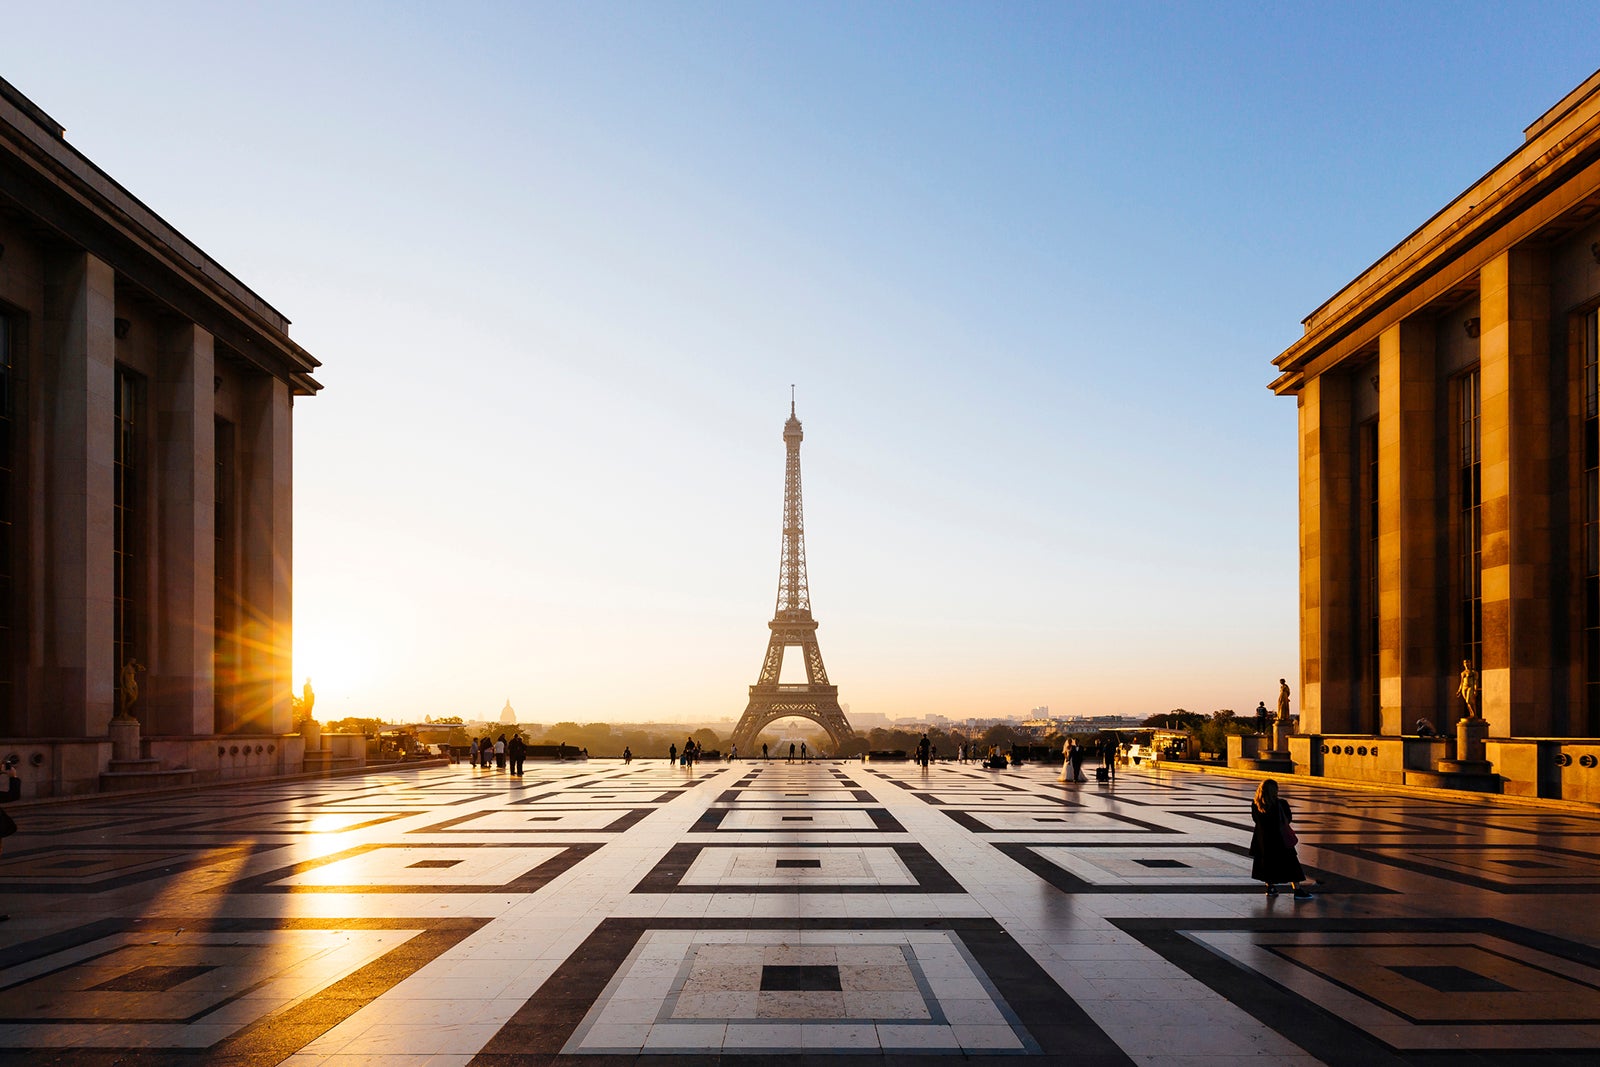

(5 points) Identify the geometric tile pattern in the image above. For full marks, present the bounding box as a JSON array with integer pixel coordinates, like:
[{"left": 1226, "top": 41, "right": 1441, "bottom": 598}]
[
  {"left": 1, "top": 759, "right": 1598, "bottom": 1063},
  {"left": 551, "top": 924, "right": 1049, "bottom": 1055}
]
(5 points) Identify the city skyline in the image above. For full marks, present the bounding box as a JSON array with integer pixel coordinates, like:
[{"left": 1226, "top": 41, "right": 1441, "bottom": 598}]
[{"left": 7, "top": 4, "right": 1599, "bottom": 726}]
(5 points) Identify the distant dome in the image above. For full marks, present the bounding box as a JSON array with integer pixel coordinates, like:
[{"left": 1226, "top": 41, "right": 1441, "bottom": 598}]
[{"left": 500, "top": 699, "right": 516, "bottom": 725}]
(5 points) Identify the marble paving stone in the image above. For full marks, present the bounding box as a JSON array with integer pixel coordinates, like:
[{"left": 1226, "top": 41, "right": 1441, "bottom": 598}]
[
  {"left": 413, "top": 807, "right": 649, "bottom": 834},
  {"left": 1, "top": 760, "right": 1599, "bottom": 1064}
]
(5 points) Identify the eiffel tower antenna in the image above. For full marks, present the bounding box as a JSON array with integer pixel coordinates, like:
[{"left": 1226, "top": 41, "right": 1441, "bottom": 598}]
[{"left": 730, "top": 398, "right": 855, "bottom": 753}]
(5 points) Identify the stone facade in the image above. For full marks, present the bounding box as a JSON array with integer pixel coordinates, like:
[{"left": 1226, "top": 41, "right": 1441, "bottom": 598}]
[
  {"left": 0, "top": 78, "right": 321, "bottom": 795},
  {"left": 1271, "top": 69, "right": 1600, "bottom": 798}
]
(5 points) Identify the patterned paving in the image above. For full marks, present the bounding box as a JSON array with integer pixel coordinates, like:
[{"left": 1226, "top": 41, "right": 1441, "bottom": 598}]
[{"left": 1, "top": 759, "right": 1598, "bottom": 1064}]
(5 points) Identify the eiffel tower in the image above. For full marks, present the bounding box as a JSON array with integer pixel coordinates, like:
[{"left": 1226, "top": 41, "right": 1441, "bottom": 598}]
[{"left": 730, "top": 399, "right": 855, "bottom": 754}]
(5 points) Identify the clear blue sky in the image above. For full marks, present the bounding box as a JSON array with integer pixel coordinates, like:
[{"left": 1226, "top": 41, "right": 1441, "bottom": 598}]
[{"left": 8, "top": 3, "right": 1599, "bottom": 725}]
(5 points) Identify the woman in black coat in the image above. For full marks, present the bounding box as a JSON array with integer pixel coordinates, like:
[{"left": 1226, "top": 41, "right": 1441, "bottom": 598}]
[
  {"left": 0, "top": 757, "right": 19, "bottom": 921},
  {"left": 1249, "top": 778, "right": 1312, "bottom": 898}
]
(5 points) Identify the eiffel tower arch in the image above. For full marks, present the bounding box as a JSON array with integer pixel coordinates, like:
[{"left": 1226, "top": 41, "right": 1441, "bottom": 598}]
[{"left": 730, "top": 399, "right": 856, "bottom": 754}]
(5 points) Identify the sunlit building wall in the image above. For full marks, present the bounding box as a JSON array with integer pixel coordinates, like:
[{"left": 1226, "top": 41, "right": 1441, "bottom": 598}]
[
  {"left": 0, "top": 79, "right": 320, "bottom": 794},
  {"left": 1270, "top": 69, "right": 1600, "bottom": 797}
]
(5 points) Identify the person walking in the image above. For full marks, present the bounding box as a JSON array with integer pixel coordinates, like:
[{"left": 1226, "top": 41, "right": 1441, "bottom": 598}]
[
  {"left": 468, "top": 737, "right": 479, "bottom": 768},
  {"left": 788, "top": 742, "right": 795, "bottom": 764},
  {"left": 800, "top": 741, "right": 808, "bottom": 762},
  {"left": 670, "top": 742, "right": 677, "bottom": 765},
  {"left": 623, "top": 746, "right": 633, "bottom": 763},
  {"left": 0, "top": 755, "right": 20, "bottom": 921},
  {"left": 1250, "top": 778, "right": 1312, "bottom": 899},
  {"left": 762, "top": 742, "right": 769, "bottom": 761}
]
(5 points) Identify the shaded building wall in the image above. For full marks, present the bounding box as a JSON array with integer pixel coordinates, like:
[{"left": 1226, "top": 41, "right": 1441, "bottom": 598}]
[{"left": 1, "top": 239, "right": 297, "bottom": 748}]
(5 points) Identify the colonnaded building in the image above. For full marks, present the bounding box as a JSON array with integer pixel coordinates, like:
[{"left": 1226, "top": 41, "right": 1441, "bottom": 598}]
[
  {"left": 0, "top": 79, "right": 327, "bottom": 795},
  {"left": 1270, "top": 69, "right": 1600, "bottom": 801}
]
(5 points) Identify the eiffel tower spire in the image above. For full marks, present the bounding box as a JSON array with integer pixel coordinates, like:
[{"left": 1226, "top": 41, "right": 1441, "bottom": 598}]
[
  {"left": 730, "top": 398, "right": 855, "bottom": 754},
  {"left": 776, "top": 396, "right": 810, "bottom": 617}
]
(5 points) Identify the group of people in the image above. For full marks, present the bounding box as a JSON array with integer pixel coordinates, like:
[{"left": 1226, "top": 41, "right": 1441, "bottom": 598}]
[
  {"left": 1057, "top": 737, "right": 1118, "bottom": 782},
  {"left": 469, "top": 733, "right": 526, "bottom": 775}
]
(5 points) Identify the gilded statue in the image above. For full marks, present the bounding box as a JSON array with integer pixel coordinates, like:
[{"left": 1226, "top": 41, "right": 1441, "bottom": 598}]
[
  {"left": 119, "top": 658, "right": 144, "bottom": 719},
  {"left": 1458, "top": 660, "right": 1480, "bottom": 719}
]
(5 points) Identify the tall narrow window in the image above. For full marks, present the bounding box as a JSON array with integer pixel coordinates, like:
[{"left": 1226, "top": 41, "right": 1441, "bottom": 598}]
[
  {"left": 1458, "top": 367, "right": 1482, "bottom": 674},
  {"left": 214, "top": 418, "right": 236, "bottom": 727},
  {"left": 0, "top": 312, "right": 15, "bottom": 725},
  {"left": 113, "top": 365, "right": 142, "bottom": 684},
  {"left": 1362, "top": 418, "right": 1380, "bottom": 732},
  {"left": 1584, "top": 309, "right": 1600, "bottom": 734}
]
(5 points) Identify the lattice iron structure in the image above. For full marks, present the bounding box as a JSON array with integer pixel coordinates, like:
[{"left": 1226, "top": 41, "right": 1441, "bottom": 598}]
[{"left": 730, "top": 401, "right": 855, "bottom": 753}]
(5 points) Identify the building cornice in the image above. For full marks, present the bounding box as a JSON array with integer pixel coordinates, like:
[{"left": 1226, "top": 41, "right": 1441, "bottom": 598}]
[
  {"left": 1270, "top": 69, "right": 1600, "bottom": 396},
  {"left": 0, "top": 77, "right": 321, "bottom": 394}
]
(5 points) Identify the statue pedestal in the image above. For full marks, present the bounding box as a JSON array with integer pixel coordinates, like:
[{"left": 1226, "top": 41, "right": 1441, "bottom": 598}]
[
  {"left": 108, "top": 717, "right": 142, "bottom": 762},
  {"left": 1415, "top": 716, "right": 1497, "bottom": 787},
  {"left": 1454, "top": 716, "right": 1489, "bottom": 765},
  {"left": 302, "top": 720, "right": 323, "bottom": 751}
]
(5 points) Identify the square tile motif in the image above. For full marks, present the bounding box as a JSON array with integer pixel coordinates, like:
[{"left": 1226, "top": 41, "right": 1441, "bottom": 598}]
[
  {"left": 1031, "top": 845, "right": 1255, "bottom": 885},
  {"left": 415, "top": 807, "right": 650, "bottom": 834},
  {"left": 941, "top": 808, "right": 1174, "bottom": 835},
  {"left": 470, "top": 920, "right": 1130, "bottom": 1058},
  {"left": 0, "top": 916, "right": 484, "bottom": 1058},
  {"left": 719, "top": 789, "right": 874, "bottom": 804},
  {"left": 228, "top": 842, "right": 596, "bottom": 893},
  {"left": 633, "top": 843, "right": 962, "bottom": 894},
  {"left": 311, "top": 790, "right": 490, "bottom": 809},
  {"left": 680, "top": 847, "right": 916, "bottom": 887},
  {"left": 0, "top": 844, "right": 270, "bottom": 894},
  {"left": 1178, "top": 808, "right": 1431, "bottom": 838},
  {"left": 994, "top": 843, "right": 1384, "bottom": 896},
  {"left": 1411, "top": 812, "right": 1600, "bottom": 837},
  {"left": 1115, "top": 917, "right": 1600, "bottom": 1057},
  {"left": 913, "top": 791, "right": 1046, "bottom": 807},
  {"left": 691, "top": 808, "right": 904, "bottom": 833},
  {"left": 1185, "top": 928, "right": 1600, "bottom": 1050},
  {"left": 1315, "top": 842, "right": 1600, "bottom": 893},
  {"left": 512, "top": 789, "right": 686, "bottom": 806},
  {"left": 271, "top": 845, "right": 565, "bottom": 887},
  {"left": 137, "top": 810, "right": 411, "bottom": 835}
]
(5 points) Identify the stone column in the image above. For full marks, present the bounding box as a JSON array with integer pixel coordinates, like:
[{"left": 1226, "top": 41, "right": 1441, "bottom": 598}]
[
  {"left": 1478, "top": 247, "right": 1555, "bottom": 737},
  {"left": 238, "top": 372, "right": 292, "bottom": 735},
  {"left": 38, "top": 251, "right": 116, "bottom": 737},
  {"left": 151, "top": 323, "right": 216, "bottom": 736},
  {"left": 1299, "top": 371, "right": 1358, "bottom": 734},
  {"left": 1377, "top": 319, "right": 1444, "bottom": 735}
]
